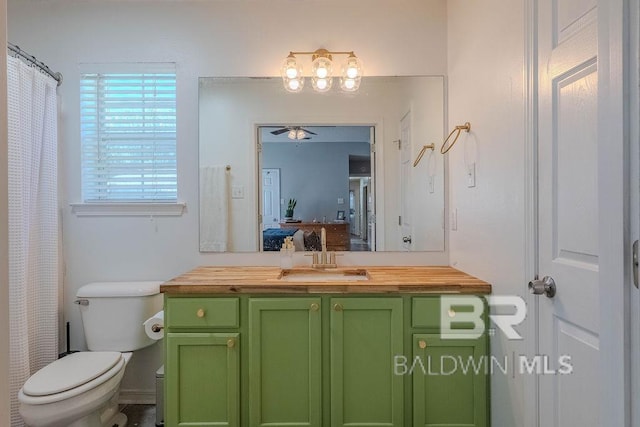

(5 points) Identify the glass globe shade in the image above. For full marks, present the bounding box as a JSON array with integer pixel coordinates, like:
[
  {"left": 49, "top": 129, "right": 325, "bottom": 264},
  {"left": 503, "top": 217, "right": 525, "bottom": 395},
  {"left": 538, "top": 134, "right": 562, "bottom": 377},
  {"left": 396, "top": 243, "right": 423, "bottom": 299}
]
[
  {"left": 312, "top": 56, "right": 333, "bottom": 80},
  {"left": 286, "top": 67, "right": 298, "bottom": 79},
  {"left": 316, "top": 67, "right": 328, "bottom": 79},
  {"left": 342, "top": 55, "right": 363, "bottom": 81},
  {"left": 282, "top": 55, "right": 304, "bottom": 92},
  {"left": 285, "top": 77, "right": 303, "bottom": 93},
  {"left": 312, "top": 76, "right": 332, "bottom": 92},
  {"left": 282, "top": 56, "right": 302, "bottom": 79},
  {"left": 340, "top": 76, "right": 361, "bottom": 92}
]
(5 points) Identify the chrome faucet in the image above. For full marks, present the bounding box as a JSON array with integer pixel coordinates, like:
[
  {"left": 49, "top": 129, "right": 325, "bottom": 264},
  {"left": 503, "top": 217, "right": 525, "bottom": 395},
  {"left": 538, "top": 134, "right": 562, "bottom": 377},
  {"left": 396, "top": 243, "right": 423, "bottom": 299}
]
[{"left": 308, "top": 227, "right": 338, "bottom": 268}]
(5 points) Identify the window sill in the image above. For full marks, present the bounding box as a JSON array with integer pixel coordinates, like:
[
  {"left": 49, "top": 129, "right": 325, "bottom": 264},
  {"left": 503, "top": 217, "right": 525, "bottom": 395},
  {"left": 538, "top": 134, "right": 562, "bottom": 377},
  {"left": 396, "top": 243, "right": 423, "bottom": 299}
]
[{"left": 70, "top": 202, "right": 187, "bottom": 217}]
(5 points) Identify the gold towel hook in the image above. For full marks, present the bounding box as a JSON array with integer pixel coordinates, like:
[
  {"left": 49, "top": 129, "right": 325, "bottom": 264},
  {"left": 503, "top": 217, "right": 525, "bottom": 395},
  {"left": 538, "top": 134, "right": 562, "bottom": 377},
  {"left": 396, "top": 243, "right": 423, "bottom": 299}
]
[
  {"left": 412, "top": 143, "right": 435, "bottom": 167},
  {"left": 440, "top": 122, "right": 471, "bottom": 154}
]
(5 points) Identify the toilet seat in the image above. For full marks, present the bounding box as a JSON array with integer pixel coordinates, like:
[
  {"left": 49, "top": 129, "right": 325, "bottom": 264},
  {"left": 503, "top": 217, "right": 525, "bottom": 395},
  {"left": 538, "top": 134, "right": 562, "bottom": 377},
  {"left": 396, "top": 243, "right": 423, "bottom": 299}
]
[{"left": 19, "top": 352, "right": 125, "bottom": 405}]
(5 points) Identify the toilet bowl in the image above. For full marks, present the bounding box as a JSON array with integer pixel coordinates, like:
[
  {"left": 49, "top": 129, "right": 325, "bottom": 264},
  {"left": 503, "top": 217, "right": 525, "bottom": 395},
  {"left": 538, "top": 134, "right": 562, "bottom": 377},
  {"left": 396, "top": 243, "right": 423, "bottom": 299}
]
[
  {"left": 18, "top": 281, "right": 163, "bottom": 427},
  {"left": 19, "top": 352, "right": 132, "bottom": 427}
]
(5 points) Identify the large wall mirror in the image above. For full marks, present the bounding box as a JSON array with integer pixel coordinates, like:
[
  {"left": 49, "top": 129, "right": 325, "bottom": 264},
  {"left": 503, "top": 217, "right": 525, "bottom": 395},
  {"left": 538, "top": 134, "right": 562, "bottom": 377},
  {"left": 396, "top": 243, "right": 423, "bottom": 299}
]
[{"left": 199, "top": 76, "right": 445, "bottom": 253}]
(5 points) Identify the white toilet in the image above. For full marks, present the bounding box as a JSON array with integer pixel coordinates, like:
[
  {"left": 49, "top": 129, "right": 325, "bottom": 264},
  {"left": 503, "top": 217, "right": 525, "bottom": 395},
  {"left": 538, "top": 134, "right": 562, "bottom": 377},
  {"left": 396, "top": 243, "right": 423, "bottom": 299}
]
[{"left": 19, "top": 281, "right": 163, "bottom": 427}]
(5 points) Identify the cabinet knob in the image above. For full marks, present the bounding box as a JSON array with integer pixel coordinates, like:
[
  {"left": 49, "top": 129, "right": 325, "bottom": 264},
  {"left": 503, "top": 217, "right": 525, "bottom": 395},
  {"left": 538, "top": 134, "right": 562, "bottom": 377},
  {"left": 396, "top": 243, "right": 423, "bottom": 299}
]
[
  {"left": 333, "top": 303, "right": 343, "bottom": 312},
  {"left": 448, "top": 309, "right": 456, "bottom": 318},
  {"left": 310, "top": 303, "right": 320, "bottom": 312},
  {"left": 418, "top": 340, "right": 427, "bottom": 349},
  {"left": 227, "top": 338, "right": 235, "bottom": 349},
  {"left": 196, "top": 308, "right": 205, "bottom": 318}
]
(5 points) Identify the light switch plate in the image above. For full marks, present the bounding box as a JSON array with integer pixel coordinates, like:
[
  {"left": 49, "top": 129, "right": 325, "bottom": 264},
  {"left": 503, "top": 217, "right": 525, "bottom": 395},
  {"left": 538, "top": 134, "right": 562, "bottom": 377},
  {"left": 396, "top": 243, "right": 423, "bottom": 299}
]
[
  {"left": 428, "top": 176, "right": 435, "bottom": 194},
  {"left": 467, "top": 163, "right": 476, "bottom": 188},
  {"left": 337, "top": 198, "right": 344, "bottom": 204},
  {"left": 231, "top": 185, "right": 244, "bottom": 199}
]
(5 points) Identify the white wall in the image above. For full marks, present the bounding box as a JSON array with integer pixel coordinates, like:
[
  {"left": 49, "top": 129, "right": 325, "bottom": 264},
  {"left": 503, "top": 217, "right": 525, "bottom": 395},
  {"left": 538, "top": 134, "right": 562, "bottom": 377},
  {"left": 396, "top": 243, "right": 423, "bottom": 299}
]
[
  {"left": 8, "top": 0, "right": 449, "bottom": 401},
  {"left": 262, "top": 140, "right": 371, "bottom": 224},
  {"left": 447, "top": 1, "right": 527, "bottom": 426},
  {"left": 0, "top": 0, "right": 9, "bottom": 422}
]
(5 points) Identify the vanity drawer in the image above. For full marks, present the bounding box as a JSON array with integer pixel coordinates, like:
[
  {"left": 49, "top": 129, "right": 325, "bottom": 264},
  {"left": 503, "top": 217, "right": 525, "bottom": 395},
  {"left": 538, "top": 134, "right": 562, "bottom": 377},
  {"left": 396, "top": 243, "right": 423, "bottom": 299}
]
[
  {"left": 167, "top": 297, "right": 239, "bottom": 328},
  {"left": 412, "top": 296, "right": 482, "bottom": 330}
]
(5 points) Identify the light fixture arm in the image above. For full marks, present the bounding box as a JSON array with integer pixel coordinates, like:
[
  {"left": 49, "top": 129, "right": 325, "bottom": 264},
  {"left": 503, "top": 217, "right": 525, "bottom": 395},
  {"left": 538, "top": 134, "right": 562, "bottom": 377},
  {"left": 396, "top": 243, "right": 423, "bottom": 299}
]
[{"left": 289, "top": 49, "right": 356, "bottom": 57}]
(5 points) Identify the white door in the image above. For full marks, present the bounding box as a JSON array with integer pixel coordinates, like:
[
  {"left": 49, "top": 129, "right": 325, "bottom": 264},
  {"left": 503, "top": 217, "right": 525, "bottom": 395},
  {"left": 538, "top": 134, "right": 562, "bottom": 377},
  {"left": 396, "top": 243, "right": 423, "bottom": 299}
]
[
  {"left": 537, "top": 0, "right": 626, "bottom": 424},
  {"left": 262, "top": 169, "right": 280, "bottom": 230},
  {"left": 399, "top": 112, "right": 412, "bottom": 251}
]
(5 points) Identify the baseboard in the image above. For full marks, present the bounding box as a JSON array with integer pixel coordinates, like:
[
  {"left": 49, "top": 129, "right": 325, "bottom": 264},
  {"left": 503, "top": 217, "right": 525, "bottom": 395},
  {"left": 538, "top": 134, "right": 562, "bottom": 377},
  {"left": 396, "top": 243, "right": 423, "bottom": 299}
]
[{"left": 119, "top": 388, "right": 156, "bottom": 405}]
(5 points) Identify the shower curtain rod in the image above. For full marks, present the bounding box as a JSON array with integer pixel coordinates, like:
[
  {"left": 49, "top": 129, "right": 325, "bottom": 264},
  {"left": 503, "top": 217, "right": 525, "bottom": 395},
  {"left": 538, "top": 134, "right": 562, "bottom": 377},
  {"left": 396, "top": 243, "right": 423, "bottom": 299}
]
[{"left": 7, "top": 43, "right": 63, "bottom": 86}]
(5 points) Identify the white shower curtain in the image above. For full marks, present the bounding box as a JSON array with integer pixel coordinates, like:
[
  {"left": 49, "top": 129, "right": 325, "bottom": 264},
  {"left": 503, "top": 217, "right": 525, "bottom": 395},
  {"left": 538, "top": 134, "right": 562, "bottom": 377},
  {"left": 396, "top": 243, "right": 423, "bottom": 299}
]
[{"left": 7, "top": 56, "right": 59, "bottom": 426}]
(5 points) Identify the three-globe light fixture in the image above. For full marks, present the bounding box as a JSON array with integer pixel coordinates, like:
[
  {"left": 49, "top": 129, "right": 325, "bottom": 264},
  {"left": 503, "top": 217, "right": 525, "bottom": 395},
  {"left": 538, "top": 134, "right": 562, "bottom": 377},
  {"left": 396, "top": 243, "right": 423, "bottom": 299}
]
[{"left": 281, "top": 48, "right": 363, "bottom": 93}]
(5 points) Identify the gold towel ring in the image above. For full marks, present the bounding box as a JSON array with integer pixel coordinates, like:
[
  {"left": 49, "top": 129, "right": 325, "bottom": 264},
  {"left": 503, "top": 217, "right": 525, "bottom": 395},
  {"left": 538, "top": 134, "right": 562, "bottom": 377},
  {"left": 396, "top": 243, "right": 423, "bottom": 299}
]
[
  {"left": 440, "top": 122, "right": 471, "bottom": 154},
  {"left": 413, "top": 144, "right": 435, "bottom": 167}
]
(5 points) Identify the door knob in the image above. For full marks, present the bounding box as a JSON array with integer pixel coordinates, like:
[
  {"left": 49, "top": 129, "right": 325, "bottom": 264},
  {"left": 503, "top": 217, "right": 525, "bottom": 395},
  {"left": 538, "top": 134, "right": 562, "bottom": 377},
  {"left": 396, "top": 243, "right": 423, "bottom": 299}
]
[
  {"left": 528, "top": 276, "right": 556, "bottom": 298},
  {"left": 403, "top": 236, "right": 412, "bottom": 244}
]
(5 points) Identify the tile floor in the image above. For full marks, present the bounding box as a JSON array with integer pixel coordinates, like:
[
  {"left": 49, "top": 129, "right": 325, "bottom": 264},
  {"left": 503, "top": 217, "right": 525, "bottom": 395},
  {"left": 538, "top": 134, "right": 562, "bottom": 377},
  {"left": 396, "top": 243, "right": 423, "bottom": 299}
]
[{"left": 121, "top": 404, "right": 159, "bottom": 427}]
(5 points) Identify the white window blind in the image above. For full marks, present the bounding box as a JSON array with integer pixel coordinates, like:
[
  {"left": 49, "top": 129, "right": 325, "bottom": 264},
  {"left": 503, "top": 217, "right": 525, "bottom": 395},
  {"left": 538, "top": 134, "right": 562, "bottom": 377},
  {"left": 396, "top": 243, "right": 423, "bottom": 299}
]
[{"left": 80, "top": 68, "right": 177, "bottom": 202}]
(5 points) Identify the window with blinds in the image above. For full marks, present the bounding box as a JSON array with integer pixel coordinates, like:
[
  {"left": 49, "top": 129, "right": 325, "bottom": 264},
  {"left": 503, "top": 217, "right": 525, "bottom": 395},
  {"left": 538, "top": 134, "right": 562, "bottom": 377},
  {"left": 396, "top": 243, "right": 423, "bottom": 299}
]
[{"left": 80, "top": 68, "right": 177, "bottom": 202}]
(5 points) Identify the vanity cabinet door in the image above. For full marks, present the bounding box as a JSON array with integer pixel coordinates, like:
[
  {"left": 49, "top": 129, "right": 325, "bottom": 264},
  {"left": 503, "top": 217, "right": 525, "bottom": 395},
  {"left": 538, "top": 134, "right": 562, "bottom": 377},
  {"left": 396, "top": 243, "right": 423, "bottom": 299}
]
[
  {"left": 330, "top": 297, "right": 404, "bottom": 427},
  {"left": 248, "top": 298, "right": 322, "bottom": 427},
  {"left": 412, "top": 334, "right": 488, "bottom": 427},
  {"left": 165, "top": 332, "right": 239, "bottom": 427}
]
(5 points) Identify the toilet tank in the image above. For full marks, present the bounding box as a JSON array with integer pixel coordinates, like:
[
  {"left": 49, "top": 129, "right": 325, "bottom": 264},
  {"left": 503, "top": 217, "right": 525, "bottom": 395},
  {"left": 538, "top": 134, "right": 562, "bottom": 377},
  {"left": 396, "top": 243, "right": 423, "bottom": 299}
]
[{"left": 76, "top": 281, "right": 163, "bottom": 351}]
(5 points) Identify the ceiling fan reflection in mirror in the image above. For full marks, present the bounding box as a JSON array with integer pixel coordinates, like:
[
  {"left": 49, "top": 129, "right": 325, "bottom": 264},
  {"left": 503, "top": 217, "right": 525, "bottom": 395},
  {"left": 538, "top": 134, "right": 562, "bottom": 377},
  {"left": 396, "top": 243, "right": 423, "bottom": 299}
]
[{"left": 269, "top": 126, "right": 317, "bottom": 140}]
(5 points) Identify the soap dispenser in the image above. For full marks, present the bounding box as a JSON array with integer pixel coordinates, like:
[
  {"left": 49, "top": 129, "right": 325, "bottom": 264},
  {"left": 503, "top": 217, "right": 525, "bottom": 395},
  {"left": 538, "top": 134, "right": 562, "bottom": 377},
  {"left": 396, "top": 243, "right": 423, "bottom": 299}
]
[{"left": 280, "top": 236, "right": 295, "bottom": 269}]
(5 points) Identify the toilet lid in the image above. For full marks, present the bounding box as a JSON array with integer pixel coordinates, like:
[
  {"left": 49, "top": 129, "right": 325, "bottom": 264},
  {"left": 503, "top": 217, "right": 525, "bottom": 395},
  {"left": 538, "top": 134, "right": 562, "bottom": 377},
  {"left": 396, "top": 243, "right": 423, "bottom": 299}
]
[{"left": 22, "top": 351, "right": 122, "bottom": 396}]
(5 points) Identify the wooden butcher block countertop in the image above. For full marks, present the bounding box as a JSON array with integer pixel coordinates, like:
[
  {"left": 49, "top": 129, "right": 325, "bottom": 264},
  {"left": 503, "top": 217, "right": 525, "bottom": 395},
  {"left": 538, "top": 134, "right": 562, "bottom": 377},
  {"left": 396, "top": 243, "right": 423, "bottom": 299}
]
[{"left": 160, "top": 266, "right": 491, "bottom": 295}]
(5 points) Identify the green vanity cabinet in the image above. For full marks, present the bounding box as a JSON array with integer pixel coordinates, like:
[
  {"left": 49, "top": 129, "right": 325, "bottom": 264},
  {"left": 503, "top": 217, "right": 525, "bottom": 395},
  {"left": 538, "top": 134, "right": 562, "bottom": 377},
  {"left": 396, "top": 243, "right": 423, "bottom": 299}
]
[
  {"left": 412, "top": 334, "right": 488, "bottom": 427},
  {"left": 165, "top": 332, "right": 240, "bottom": 427},
  {"left": 164, "top": 294, "right": 489, "bottom": 427},
  {"left": 411, "top": 296, "right": 489, "bottom": 427},
  {"left": 248, "top": 298, "right": 322, "bottom": 427},
  {"left": 330, "top": 297, "right": 404, "bottom": 427}
]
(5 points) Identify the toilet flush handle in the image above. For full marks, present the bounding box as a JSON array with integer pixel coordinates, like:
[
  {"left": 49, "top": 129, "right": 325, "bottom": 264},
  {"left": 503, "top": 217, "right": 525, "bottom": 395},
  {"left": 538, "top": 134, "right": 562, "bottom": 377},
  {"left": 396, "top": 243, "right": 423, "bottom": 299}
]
[{"left": 74, "top": 299, "right": 89, "bottom": 306}]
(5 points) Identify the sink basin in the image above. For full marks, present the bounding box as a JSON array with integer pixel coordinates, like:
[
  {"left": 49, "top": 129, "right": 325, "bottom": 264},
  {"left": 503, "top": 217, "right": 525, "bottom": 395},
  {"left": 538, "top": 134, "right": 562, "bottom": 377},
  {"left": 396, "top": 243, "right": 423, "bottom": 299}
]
[{"left": 278, "top": 269, "right": 370, "bottom": 282}]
